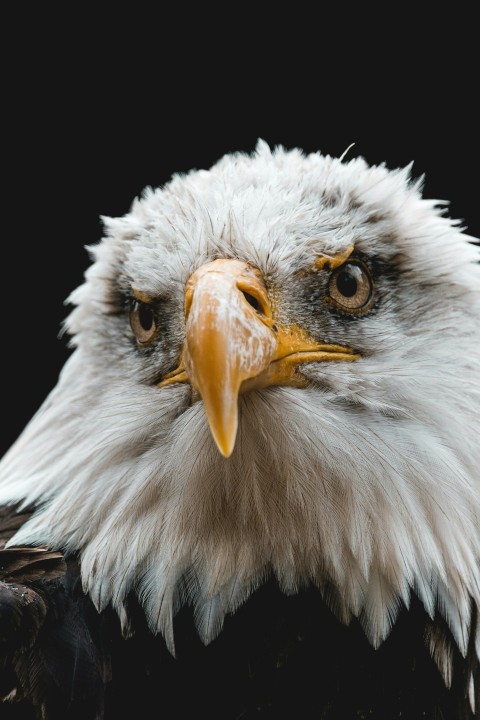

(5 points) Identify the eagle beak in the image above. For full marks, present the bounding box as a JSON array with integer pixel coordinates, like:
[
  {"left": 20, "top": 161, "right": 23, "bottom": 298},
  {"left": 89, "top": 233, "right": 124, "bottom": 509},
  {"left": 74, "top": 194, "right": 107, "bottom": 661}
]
[
  {"left": 159, "top": 259, "right": 359, "bottom": 458},
  {"left": 182, "top": 259, "right": 276, "bottom": 458}
]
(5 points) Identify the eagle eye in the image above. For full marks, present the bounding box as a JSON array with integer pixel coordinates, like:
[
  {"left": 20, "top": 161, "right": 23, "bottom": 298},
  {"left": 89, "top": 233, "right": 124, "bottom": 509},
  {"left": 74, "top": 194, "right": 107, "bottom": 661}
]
[
  {"left": 129, "top": 301, "right": 157, "bottom": 345},
  {"left": 327, "top": 261, "right": 373, "bottom": 312}
]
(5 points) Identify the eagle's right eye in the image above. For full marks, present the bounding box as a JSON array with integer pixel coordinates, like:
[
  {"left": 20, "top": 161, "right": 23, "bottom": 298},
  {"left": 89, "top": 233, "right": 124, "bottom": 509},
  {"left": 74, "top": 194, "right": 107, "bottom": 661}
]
[
  {"left": 129, "top": 301, "right": 157, "bottom": 345},
  {"left": 326, "top": 261, "right": 374, "bottom": 313}
]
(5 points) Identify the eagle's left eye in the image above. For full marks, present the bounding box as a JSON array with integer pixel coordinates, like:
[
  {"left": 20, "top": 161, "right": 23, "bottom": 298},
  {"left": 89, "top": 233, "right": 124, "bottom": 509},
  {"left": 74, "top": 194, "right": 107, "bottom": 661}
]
[
  {"left": 327, "top": 261, "right": 373, "bottom": 312},
  {"left": 129, "top": 301, "right": 157, "bottom": 345}
]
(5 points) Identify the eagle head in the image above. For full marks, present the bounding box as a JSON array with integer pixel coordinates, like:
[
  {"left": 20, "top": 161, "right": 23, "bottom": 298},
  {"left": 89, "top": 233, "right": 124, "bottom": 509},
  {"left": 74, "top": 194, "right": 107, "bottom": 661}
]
[{"left": 0, "top": 141, "right": 479, "bottom": 678}]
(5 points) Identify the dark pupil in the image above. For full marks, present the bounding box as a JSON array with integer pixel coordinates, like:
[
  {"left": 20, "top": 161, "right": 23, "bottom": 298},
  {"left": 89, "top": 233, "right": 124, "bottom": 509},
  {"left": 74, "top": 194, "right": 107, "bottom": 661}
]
[
  {"left": 336, "top": 270, "right": 357, "bottom": 297},
  {"left": 139, "top": 305, "right": 154, "bottom": 331}
]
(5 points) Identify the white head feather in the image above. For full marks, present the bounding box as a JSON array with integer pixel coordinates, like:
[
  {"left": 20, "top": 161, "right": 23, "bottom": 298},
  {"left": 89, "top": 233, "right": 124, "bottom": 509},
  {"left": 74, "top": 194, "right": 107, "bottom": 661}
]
[{"left": 0, "top": 141, "right": 479, "bottom": 675}]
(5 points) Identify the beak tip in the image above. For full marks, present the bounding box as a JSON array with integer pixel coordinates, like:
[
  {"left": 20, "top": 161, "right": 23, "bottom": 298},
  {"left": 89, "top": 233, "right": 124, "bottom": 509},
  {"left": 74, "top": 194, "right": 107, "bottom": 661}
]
[
  {"left": 213, "top": 430, "right": 237, "bottom": 459},
  {"left": 200, "top": 390, "right": 240, "bottom": 459}
]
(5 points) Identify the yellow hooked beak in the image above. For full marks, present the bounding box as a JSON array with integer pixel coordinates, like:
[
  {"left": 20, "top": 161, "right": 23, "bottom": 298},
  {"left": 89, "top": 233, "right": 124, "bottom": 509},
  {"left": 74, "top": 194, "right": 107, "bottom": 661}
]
[{"left": 158, "top": 259, "right": 359, "bottom": 457}]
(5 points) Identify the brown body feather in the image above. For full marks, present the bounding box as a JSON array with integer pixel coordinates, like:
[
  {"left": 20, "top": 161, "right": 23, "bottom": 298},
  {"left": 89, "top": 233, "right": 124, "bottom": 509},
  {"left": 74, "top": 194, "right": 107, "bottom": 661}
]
[{"left": 0, "top": 505, "right": 478, "bottom": 719}]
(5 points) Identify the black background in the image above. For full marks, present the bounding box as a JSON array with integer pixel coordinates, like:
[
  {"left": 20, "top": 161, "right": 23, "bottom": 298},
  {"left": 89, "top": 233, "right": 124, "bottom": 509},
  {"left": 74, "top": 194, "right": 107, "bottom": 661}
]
[{"left": 2, "top": 11, "right": 478, "bottom": 459}]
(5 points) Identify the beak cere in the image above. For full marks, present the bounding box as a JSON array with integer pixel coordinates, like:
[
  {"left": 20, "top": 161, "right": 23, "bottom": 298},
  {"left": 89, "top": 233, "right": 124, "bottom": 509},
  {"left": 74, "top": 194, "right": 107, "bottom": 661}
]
[
  {"left": 183, "top": 260, "right": 276, "bottom": 458},
  {"left": 158, "top": 258, "right": 360, "bottom": 458}
]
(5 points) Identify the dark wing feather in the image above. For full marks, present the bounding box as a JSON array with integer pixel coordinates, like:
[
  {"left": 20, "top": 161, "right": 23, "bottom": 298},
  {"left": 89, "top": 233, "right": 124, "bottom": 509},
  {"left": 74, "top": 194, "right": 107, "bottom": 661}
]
[
  {"left": 0, "top": 505, "right": 35, "bottom": 549},
  {"left": 0, "top": 505, "right": 111, "bottom": 719},
  {"left": 0, "top": 505, "right": 58, "bottom": 701}
]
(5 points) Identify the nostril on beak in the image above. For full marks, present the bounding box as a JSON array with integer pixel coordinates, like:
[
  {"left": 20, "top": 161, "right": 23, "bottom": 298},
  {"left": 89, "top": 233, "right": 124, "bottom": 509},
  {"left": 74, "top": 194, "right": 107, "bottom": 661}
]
[{"left": 241, "top": 290, "right": 263, "bottom": 313}]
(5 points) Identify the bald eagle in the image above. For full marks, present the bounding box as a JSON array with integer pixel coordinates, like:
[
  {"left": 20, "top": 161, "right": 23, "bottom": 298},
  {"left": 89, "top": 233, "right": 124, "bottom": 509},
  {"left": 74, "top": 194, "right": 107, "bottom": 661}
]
[{"left": 0, "top": 141, "right": 479, "bottom": 719}]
